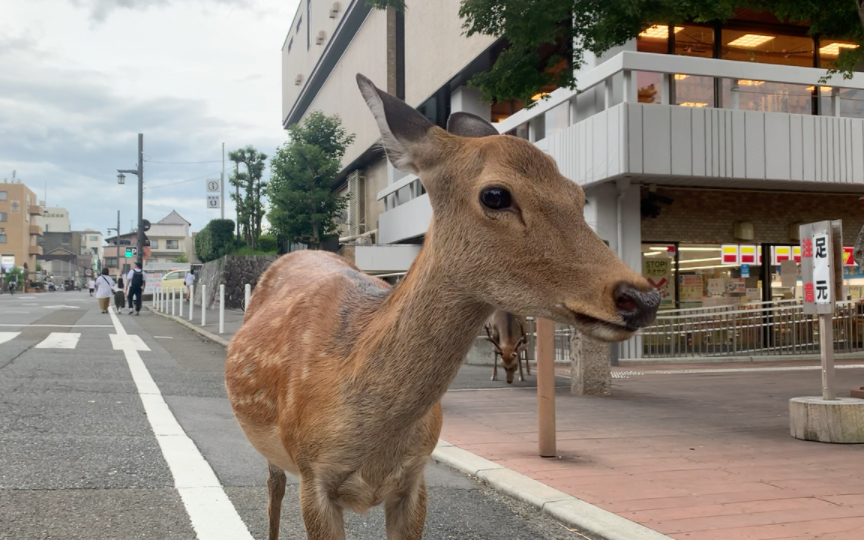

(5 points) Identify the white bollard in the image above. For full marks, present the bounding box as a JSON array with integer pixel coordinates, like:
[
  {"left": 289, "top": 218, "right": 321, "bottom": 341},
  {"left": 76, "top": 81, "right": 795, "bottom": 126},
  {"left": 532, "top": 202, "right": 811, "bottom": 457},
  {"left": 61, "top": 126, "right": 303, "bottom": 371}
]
[
  {"left": 189, "top": 285, "right": 195, "bottom": 321},
  {"left": 201, "top": 284, "right": 206, "bottom": 326},
  {"left": 153, "top": 288, "right": 157, "bottom": 308},
  {"left": 179, "top": 288, "right": 184, "bottom": 318},
  {"left": 244, "top": 283, "right": 251, "bottom": 319},
  {"left": 219, "top": 284, "right": 225, "bottom": 334},
  {"left": 171, "top": 288, "right": 176, "bottom": 316},
  {"left": 161, "top": 287, "right": 166, "bottom": 312}
]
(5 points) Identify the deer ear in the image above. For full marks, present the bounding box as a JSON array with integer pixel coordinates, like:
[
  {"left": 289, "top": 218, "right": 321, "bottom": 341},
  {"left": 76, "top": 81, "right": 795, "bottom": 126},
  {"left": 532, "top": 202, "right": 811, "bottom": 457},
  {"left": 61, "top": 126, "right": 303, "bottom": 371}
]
[
  {"left": 447, "top": 112, "right": 499, "bottom": 138},
  {"left": 357, "top": 73, "right": 437, "bottom": 174}
]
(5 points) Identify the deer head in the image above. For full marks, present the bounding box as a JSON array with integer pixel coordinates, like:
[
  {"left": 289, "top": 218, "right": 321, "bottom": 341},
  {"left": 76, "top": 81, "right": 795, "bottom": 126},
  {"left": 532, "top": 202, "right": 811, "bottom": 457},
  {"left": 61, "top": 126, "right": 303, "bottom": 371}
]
[{"left": 357, "top": 75, "right": 659, "bottom": 341}]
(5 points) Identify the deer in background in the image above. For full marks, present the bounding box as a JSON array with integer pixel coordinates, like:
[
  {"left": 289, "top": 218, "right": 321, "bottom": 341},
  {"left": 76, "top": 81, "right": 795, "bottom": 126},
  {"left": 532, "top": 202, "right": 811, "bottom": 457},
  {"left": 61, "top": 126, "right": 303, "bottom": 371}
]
[
  {"left": 225, "top": 74, "right": 660, "bottom": 540},
  {"left": 485, "top": 310, "right": 529, "bottom": 383}
]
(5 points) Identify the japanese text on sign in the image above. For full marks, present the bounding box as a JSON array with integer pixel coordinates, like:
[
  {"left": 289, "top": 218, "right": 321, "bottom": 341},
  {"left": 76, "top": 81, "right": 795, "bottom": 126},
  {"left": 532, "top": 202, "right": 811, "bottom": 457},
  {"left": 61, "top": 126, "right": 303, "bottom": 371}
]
[{"left": 813, "top": 233, "right": 831, "bottom": 304}]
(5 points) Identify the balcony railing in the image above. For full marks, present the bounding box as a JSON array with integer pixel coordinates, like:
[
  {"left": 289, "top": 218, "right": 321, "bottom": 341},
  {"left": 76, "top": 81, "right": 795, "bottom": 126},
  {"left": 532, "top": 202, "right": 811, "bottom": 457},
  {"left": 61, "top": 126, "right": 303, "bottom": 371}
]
[
  {"left": 29, "top": 224, "right": 43, "bottom": 236},
  {"left": 29, "top": 206, "right": 43, "bottom": 216},
  {"left": 29, "top": 245, "right": 43, "bottom": 256}
]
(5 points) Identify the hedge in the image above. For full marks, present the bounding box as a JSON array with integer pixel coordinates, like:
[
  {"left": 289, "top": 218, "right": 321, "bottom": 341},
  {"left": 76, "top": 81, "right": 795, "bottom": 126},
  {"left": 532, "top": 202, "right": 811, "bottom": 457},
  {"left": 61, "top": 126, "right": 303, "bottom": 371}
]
[{"left": 195, "top": 219, "right": 235, "bottom": 262}]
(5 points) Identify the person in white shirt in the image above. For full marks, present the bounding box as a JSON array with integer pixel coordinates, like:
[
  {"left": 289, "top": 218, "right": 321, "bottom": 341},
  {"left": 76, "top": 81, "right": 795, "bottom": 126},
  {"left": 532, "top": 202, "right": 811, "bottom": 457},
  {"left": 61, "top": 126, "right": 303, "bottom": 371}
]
[
  {"left": 94, "top": 269, "right": 115, "bottom": 313},
  {"left": 125, "top": 262, "right": 146, "bottom": 315},
  {"left": 87, "top": 278, "right": 96, "bottom": 297},
  {"left": 184, "top": 269, "right": 195, "bottom": 299}
]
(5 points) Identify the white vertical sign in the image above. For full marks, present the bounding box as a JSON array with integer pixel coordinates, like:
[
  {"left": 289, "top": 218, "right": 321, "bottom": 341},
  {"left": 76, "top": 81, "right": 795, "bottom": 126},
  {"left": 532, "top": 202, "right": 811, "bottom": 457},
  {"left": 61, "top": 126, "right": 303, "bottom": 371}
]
[{"left": 812, "top": 233, "right": 831, "bottom": 304}]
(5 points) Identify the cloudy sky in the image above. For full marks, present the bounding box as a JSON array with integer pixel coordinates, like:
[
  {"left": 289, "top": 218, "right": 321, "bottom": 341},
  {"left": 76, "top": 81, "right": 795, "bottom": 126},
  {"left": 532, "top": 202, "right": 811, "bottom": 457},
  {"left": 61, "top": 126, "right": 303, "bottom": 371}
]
[{"left": 1, "top": 0, "right": 301, "bottom": 236}]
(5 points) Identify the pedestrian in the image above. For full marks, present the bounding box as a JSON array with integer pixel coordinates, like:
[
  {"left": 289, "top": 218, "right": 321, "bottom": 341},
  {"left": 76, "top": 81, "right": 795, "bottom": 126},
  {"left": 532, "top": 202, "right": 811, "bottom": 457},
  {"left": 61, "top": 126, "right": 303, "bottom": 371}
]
[
  {"left": 8, "top": 278, "right": 17, "bottom": 295},
  {"left": 125, "top": 262, "right": 146, "bottom": 315},
  {"left": 114, "top": 276, "right": 127, "bottom": 312},
  {"left": 88, "top": 277, "right": 95, "bottom": 296},
  {"left": 94, "top": 268, "right": 115, "bottom": 314},
  {"left": 184, "top": 269, "right": 195, "bottom": 299}
]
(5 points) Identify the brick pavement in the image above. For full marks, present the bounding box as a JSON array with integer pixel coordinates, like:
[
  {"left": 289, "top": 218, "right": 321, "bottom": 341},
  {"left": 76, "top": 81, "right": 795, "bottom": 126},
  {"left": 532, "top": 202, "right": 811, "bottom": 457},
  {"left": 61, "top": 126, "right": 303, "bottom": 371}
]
[{"left": 440, "top": 365, "right": 864, "bottom": 539}]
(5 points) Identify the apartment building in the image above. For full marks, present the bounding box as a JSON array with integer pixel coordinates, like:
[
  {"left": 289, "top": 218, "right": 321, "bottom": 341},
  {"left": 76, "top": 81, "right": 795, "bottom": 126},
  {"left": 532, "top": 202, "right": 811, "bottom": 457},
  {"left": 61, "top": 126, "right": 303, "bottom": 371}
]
[
  {"left": 0, "top": 182, "right": 44, "bottom": 273},
  {"left": 283, "top": 3, "right": 864, "bottom": 341},
  {"left": 39, "top": 207, "right": 71, "bottom": 233},
  {"left": 104, "top": 211, "right": 197, "bottom": 275}
]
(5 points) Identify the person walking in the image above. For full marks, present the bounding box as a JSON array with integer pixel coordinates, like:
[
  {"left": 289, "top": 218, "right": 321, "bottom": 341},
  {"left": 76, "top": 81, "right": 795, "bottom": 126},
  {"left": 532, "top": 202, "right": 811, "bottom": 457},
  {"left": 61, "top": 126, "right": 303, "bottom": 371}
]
[
  {"left": 184, "top": 269, "right": 195, "bottom": 300},
  {"left": 114, "top": 277, "right": 127, "bottom": 313},
  {"left": 7, "top": 278, "right": 17, "bottom": 295},
  {"left": 94, "top": 268, "right": 115, "bottom": 314},
  {"left": 125, "top": 262, "right": 146, "bottom": 315},
  {"left": 87, "top": 277, "right": 95, "bottom": 297}
]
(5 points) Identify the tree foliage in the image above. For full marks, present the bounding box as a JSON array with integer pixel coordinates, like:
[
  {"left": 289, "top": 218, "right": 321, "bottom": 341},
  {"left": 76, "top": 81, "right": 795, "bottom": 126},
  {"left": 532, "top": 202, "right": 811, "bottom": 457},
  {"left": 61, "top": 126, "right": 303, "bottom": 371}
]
[
  {"left": 228, "top": 146, "right": 268, "bottom": 250},
  {"left": 267, "top": 111, "right": 355, "bottom": 251},
  {"left": 173, "top": 252, "right": 189, "bottom": 263},
  {"left": 3, "top": 266, "right": 25, "bottom": 287},
  {"left": 195, "top": 219, "right": 236, "bottom": 263},
  {"left": 372, "top": 0, "right": 864, "bottom": 105}
]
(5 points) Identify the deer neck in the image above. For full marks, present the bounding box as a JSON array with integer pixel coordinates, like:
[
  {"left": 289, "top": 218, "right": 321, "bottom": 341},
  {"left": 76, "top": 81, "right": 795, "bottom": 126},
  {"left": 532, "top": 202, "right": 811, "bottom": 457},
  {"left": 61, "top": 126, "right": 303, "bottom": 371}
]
[{"left": 355, "top": 238, "right": 492, "bottom": 428}]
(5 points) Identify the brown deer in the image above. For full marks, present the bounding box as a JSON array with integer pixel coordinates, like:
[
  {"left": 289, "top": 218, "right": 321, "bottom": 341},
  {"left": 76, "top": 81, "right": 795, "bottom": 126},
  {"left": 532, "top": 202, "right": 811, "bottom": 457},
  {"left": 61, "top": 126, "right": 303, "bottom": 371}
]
[
  {"left": 484, "top": 310, "right": 529, "bottom": 383},
  {"left": 225, "top": 74, "right": 659, "bottom": 540}
]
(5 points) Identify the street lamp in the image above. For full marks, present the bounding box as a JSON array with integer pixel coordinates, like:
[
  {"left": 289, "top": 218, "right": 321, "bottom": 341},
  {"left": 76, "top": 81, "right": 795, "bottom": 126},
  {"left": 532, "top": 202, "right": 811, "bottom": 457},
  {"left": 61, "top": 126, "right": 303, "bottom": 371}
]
[{"left": 116, "top": 133, "right": 144, "bottom": 268}]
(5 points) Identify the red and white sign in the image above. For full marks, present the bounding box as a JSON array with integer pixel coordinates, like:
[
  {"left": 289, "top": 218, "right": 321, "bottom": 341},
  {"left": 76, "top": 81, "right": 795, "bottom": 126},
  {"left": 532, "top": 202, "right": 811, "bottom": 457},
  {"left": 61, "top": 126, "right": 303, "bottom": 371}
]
[
  {"left": 843, "top": 246, "right": 856, "bottom": 266},
  {"left": 773, "top": 246, "right": 793, "bottom": 265},
  {"left": 739, "top": 245, "right": 757, "bottom": 264},
  {"left": 721, "top": 245, "right": 739, "bottom": 265}
]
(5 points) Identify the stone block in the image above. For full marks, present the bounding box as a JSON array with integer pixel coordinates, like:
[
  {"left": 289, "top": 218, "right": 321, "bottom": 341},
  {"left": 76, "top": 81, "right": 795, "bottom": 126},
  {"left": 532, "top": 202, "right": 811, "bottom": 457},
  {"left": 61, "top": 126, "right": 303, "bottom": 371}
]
[
  {"left": 789, "top": 397, "right": 864, "bottom": 443},
  {"left": 570, "top": 330, "right": 611, "bottom": 396}
]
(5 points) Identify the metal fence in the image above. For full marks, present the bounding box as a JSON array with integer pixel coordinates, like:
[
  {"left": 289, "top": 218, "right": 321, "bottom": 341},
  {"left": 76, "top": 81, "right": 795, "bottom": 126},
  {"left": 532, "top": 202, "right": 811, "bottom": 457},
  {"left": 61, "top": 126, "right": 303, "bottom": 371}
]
[{"left": 619, "top": 299, "right": 864, "bottom": 359}]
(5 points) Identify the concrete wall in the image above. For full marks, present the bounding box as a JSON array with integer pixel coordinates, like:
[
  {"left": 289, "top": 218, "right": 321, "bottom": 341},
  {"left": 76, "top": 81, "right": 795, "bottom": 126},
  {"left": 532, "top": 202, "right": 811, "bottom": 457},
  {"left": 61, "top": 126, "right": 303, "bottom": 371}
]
[
  {"left": 193, "top": 255, "right": 280, "bottom": 309},
  {"left": 403, "top": 0, "right": 496, "bottom": 108}
]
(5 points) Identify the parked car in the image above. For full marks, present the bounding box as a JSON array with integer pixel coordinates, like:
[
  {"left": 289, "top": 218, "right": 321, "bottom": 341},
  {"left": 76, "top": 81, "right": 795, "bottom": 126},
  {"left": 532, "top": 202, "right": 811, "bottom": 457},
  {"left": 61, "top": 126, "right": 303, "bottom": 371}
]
[{"left": 160, "top": 269, "right": 188, "bottom": 293}]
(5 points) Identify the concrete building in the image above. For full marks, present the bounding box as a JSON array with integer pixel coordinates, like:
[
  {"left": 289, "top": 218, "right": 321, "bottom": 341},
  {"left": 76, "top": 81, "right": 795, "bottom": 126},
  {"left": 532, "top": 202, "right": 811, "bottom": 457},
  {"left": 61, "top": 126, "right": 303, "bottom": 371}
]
[
  {"left": 39, "top": 207, "right": 71, "bottom": 233},
  {"left": 0, "top": 182, "right": 44, "bottom": 273},
  {"left": 284, "top": 3, "right": 864, "bottom": 357},
  {"left": 40, "top": 231, "right": 97, "bottom": 285},
  {"left": 104, "top": 211, "right": 197, "bottom": 273}
]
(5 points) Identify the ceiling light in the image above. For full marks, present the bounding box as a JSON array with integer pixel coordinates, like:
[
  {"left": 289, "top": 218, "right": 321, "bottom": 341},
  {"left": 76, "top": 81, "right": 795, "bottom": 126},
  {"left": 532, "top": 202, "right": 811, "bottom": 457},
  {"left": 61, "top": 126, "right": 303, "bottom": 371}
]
[
  {"left": 679, "top": 264, "right": 737, "bottom": 271},
  {"left": 680, "top": 102, "right": 708, "bottom": 108},
  {"left": 806, "top": 85, "right": 834, "bottom": 92},
  {"left": 727, "top": 34, "right": 775, "bottom": 48},
  {"left": 674, "top": 74, "right": 689, "bottom": 80},
  {"left": 639, "top": 25, "right": 684, "bottom": 39},
  {"left": 737, "top": 80, "right": 765, "bottom": 86},
  {"left": 650, "top": 247, "right": 720, "bottom": 252},
  {"left": 531, "top": 92, "right": 550, "bottom": 102},
  {"left": 678, "top": 257, "right": 722, "bottom": 264},
  {"left": 819, "top": 43, "right": 858, "bottom": 57}
]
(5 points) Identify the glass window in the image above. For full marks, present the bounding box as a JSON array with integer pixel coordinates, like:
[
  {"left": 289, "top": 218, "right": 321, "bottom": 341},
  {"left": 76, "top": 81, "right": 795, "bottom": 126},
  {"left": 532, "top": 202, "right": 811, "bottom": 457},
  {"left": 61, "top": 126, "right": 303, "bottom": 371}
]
[
  {"left": 722, "top": 78, "right": 813, "bottom": 114},
  {"left": 166, "top": 239, "right": 179, "bottom": 249},
  {"left": 0, "top": 191, "right": 6, "bottom": 200},
  {"left": 89, "top": 235, "right": 98, "bottom": 241},
  {"left": 151, "top": 240, "right": 159, "bottom": 249},
  {"left": 0, "top": 233, "right": 5, "bottom": 243},
  {"left": 491, "top": 99, "right": 525, "bottom": 123},
  {"left": 545, "top": 101, "right": 570, "bottom": 138},
  {"left": 0, "top": 212, "right": 6, "bottom": 222},
  {"left": 721, "top": 29, "right": 813, "bottom": 68}
]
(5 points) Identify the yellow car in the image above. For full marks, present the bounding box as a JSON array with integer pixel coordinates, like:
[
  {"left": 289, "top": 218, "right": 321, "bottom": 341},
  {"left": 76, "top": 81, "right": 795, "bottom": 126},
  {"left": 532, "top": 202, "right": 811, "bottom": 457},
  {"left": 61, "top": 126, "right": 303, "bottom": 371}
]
[{"left": 160, "top": 269, "right": 189, "bottom": 294}]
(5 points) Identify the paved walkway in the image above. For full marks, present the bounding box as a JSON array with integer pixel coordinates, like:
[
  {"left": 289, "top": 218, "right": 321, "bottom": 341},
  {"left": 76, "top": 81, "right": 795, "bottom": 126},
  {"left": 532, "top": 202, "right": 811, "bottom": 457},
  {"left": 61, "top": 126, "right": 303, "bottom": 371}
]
[{"left": 153, "top": 300, "right": 864, "bottom": 539}]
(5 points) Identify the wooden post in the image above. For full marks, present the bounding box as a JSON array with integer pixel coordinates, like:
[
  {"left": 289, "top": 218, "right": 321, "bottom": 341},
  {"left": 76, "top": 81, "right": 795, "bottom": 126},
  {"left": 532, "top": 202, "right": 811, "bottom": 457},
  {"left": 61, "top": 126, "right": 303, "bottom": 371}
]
[
  {"left": 536, "top": 318, "right": 557, "bottom": 457},
  {"left": 819, "top": 313, "right": 836, "bottom": 400}
]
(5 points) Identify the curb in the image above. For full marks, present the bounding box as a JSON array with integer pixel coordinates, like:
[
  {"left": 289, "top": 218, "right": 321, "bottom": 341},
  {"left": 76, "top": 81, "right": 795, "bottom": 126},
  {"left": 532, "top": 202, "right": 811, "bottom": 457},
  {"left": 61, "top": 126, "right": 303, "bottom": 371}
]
[
  {"left": 153, "top": 306, "right": 672, "bottom": 540},
  {"left": 146, "top": 307, "right": 231, "bottom": 348},
  {"left": 431, "top": 441, "right": 672, "bottom": 540}
]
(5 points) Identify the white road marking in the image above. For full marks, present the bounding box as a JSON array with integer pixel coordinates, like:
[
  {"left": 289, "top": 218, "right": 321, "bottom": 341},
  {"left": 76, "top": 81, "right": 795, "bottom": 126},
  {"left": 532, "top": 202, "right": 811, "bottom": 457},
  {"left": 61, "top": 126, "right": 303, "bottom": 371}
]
[
  {"left": 35, "top": 333, "right": 81, "bottom": 349},
  {"left": 0, "top": 332, "right": 21, "bottom": 345},
  {"left": 107, "top": 304, "right": 253, "bottom": 539},
  {"left": 110, "top": 334, "right": 150, "bottom": 351},
  {"left": 154, "top": 336, "right": 174, "bottom": 339},
  {"left": 43, "top": 305, "right": 80, "bottom": 309},
  {"left": 0, "top": 324, "right": 113, "bottom": 328},
  {"left": 4, "top": 310, "right": 30, "bottom": 314}
]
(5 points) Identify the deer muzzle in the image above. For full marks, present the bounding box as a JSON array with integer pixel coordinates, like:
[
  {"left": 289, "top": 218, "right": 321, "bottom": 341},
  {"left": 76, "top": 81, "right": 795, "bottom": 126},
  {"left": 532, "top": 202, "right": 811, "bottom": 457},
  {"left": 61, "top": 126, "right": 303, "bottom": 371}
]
[{"left": 614, "top": 282, "right": 661, "bottom": 331}]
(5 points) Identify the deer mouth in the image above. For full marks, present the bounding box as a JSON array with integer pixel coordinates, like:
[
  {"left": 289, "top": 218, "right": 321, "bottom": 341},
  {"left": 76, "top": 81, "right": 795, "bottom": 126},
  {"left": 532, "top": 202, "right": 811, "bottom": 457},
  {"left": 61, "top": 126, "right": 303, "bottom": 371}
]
[{"left": 569, "top": 310, "right": 635, "bottom": 341}]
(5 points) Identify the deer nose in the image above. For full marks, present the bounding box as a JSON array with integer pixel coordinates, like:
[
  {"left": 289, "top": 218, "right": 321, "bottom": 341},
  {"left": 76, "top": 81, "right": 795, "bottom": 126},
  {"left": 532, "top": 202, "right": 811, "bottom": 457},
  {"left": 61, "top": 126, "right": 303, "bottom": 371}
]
[{"left": 614, "top": 282, "right": 660, "bottom": 330}]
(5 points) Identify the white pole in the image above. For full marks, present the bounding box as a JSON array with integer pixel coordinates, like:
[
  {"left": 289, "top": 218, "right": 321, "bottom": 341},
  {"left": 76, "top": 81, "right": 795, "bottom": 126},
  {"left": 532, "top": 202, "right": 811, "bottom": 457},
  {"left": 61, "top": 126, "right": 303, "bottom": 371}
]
[
  {"left": 161, "top": 287, "right": 166, "bottom": 312},
  {"left": 201, "top": 284, "right": 206, "bottom": 326},
  {"left": 219, "top": 284, "right": 225, "bottom": 334},
  {"left": 171, "top": 288, "right": 176, "bottom": 316},
  {"left": 189, "top": 284, "right": 195, "bottom": 321},
  {"left": 153, "top": 287, "right": 157, "bottom": 308},
  {"left": 179, "top": 288, "right": 184, "bottom": 318},
  {"left": 244, "top": 283, "right": 251, "bottom": 319}
]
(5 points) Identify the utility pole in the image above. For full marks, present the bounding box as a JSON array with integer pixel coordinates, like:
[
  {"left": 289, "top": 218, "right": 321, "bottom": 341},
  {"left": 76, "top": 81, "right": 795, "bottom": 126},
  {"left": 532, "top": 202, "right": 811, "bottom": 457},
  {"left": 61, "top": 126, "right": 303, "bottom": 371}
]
[
  {"left": 137, "top": 134, "right": 144, "bottom": 268},
  {"left": 221, "top": 142, "right": 225, "bottom": 220},
  {"left": 235, "top": 162, "right": 240, "bottom": 243}
]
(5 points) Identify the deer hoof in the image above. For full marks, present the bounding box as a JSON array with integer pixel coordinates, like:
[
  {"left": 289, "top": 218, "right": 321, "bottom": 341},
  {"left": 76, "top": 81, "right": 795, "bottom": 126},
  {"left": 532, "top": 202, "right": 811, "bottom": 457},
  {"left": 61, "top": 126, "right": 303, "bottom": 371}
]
[{"left": 491, "top": 376, "right": 497, "bottom": 381}]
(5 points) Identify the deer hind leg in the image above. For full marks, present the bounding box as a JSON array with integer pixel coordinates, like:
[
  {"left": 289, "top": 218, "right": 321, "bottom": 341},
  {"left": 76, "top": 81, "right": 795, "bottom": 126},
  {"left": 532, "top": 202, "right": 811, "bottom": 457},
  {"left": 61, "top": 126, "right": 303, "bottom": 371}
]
[
  {"left": 524, "top": 350, "right": 531, "bottom": 376},
  {"left": 518, "top": 355, "right": 525, "bottom": 382},
  {"left": 267, "top": 463, "right": 287, "bottom": 540},
  {"left": 385, "top": 475, "right": 427, "bottom": 540},
  {"left": 491, "top": 353, "right": 499, "bottom": 381},
  {"left": 299, "top": 477, "right": 345, "bottom": 540}
]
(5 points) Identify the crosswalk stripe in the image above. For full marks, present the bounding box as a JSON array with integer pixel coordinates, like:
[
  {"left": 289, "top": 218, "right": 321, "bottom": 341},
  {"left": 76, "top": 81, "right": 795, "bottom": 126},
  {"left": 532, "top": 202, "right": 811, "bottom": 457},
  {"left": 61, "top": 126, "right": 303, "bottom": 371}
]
[
  {"left": 0, "top": 332, "right": 21, "bottom": 345},
  {"left": 34, "top": 333, "right": 81, "bottom": 349}
]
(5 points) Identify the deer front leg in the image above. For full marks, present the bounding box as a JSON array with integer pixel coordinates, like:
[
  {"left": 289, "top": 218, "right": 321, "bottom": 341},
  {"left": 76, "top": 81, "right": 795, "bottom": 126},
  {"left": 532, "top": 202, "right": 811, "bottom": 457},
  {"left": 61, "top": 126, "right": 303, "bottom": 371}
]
[
  {"left": 524, "top": 351, "right": 531, "bottom": 376},
  {"left": 491, "top": 353, "right": 499, "bottom": 381},
  {"left": 385, "top": 475, "right": 427, "bottom": 540},
  {"left": 299, "top": 477, "right": 345, "bottom": 540},
  {"left": 267, "top": 463, "right": 287, "bottom": 540},
  {"left": 518, "top": 355, "right": 525, "bottom": 382}
]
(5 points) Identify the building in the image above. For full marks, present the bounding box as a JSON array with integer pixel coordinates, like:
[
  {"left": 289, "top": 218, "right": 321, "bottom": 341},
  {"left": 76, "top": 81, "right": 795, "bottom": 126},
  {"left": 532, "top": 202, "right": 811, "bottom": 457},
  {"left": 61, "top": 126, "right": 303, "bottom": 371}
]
[
  {"left": 39, "top": 207, "right": 71, "bottom": 233},
  {"left": 283, "top": 3, "right": 864, "bottom": 316},
  {"left": 40, "top": 231, "right": 97, "bottom": 285},
  {"left": 0, "top": 182, "right": 44, "bottom": 273},
  {"left": 104, "top": 211, "right": 197, "bottom": 275}
]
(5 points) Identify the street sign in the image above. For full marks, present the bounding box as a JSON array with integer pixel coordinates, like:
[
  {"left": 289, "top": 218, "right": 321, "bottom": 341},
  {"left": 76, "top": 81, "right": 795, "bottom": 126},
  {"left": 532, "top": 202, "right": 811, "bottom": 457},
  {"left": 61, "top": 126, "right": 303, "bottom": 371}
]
[
  {"left": 207, "top": 179, "right": 220, "bottom": 193},
  {"left": 207, "top": 195, "right": 221, "bottom": 209},
  {"left": 142, "top": 219, "right": 151, "bottom": 232},
  {"left": 125, "top": 247, "right": 138, "bottom": 258},
  {"left": 0, "top": 255, "right": 14, "bottom": 271},
  {"left": 800, "top": 221, "right": 843, "bottom": 315},
  {"left": 84, "top": 268, "right": 92, "bottom": 277}
]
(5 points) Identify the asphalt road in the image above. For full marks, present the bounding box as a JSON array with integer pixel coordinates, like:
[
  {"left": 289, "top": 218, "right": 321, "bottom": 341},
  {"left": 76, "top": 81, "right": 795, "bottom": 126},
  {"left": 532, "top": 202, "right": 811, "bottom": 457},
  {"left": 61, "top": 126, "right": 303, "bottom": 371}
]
[{"left": 0, "top": 291, "right": 584, "bottom": 540}]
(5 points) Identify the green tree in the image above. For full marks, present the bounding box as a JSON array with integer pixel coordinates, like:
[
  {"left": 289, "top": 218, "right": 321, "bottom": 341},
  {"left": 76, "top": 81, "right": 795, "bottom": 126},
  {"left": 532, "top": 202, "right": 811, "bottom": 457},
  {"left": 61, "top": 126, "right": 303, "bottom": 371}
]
[
  {"left": 195, "top": 219, "right": 236, "bottom": 263},
  {"left": 3, "top": 267, "right": 25, "bottom": 288},
  {"left": 267, "top": 111, "right": 356, "bottom": 250},
  {"left": 173, "top": 252, "right": 189, "bottom": 263},
  {"left": 228, "top": 146, "right": 268, "bottom": 250},
  {"left": 370, "top": 1, "right": 864, "bottom": 105}
]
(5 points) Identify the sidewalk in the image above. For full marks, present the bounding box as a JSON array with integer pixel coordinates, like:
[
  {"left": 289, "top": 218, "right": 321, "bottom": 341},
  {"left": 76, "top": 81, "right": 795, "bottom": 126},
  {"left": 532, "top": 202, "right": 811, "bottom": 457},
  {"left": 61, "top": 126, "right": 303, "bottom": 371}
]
[{"left": 153, "top": 303, "right": 864, "bottom": 539}]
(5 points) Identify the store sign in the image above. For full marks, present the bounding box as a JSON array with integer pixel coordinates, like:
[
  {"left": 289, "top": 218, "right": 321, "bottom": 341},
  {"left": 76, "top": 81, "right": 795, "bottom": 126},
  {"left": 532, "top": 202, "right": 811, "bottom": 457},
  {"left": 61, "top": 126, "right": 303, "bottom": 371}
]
[
  {"left": 643, "top": 258, "right": 673, "bottom": 304},
  {"left": 721, "top": 245, "right": 739, "bottom": 265},
  {"left": 0, "top": 255, "right": 14, "bottom": 271},
  {"left": 843, "top": 246, "right": 856, "bottom": 266},
  {"left": 773, "top": 245, "right": 793, "bottom": 265},
  {"left": 746, "top": 288, "right": 761, "bottom": 301},
  {"left": 726, "top": 278, "right": 745, "bottom": 295},
  {"left": 707, "top": 278, "right": 726, "bottom": 297},
  {"left": 740, "top": 264, "right": 750, "bottom": 278},
  {"left": 793, "top": 246, "right": 802, "bottom": 263},
  {"left": 739, "top": 245, "right": 758, "bottom": 264},
  {"left": 800, "top": 221, "right": 843, "bottom": 315},
  {"left": 679, "top": 275, "right": 702, "bottom": 301}
]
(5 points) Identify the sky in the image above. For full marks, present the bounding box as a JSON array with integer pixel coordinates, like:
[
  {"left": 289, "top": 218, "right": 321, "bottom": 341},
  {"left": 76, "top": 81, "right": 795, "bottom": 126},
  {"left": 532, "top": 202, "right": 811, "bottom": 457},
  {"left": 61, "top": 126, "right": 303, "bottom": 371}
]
[{"left": 1, "top": 0, "right": 302, "bottom": 236}]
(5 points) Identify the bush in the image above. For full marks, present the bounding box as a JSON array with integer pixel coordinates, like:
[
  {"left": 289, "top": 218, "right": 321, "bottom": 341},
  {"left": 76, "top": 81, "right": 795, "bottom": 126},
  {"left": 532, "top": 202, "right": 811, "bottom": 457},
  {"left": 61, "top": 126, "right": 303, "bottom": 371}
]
[
  {"left": 257, "top": 234, "right": 278, "bottom": 253},
  {"left": 195, "top": 219, "right": 235, "bottom": 262}
]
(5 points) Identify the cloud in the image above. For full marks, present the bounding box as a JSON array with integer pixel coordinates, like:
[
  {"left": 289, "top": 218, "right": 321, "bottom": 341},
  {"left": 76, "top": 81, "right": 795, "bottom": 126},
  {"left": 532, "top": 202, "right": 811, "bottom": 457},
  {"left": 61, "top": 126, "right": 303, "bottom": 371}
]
[{"left": 69, "top": 0, "right": 245, "bottom": 22}]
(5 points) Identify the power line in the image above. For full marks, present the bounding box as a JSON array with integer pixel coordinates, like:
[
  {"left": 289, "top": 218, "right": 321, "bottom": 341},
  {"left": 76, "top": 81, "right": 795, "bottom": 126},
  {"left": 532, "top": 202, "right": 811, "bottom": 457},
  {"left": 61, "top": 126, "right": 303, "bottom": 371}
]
[
  {"left": 145, "top": 159, "right": 225, "bottom": 164},
  {"left": 144, "top": 171, "right": 221, "bottom": 190}
]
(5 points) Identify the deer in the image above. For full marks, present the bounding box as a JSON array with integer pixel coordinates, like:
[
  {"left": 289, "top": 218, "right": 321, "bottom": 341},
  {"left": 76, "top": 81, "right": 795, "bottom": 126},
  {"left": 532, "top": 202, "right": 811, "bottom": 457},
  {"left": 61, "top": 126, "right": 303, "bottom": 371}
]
[
  {"left": 225, "top": 73, "right": 660, "bottom": 540},
  {"left": 484, "top": 310, "right": 529, "bottom": 383}
]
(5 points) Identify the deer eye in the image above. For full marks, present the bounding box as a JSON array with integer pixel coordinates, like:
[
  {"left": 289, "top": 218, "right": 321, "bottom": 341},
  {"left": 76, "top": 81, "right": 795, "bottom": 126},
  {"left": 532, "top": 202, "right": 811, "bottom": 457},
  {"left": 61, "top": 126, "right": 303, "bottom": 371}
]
[{"left": 480, "top": 187, "right": 512, "bottom": 210}]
